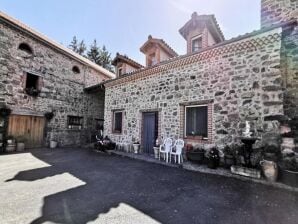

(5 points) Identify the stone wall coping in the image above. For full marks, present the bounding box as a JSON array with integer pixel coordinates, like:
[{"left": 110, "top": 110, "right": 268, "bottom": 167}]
[
  {"left": 0, "top": 10, "right": 115, "bottom": 79},
  {"left": 103, "top": 20, "right": 296, "bottom": 88}
]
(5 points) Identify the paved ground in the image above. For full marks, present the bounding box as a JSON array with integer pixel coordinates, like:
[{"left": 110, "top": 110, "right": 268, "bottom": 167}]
[{"left": 0, "top": 149, "right": 298, "bottom": 224}]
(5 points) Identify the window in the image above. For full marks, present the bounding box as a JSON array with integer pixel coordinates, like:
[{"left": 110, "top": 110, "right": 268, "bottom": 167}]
[
  {"left": 148, "top": 53, "right": 157, "bottom": 66},
  {"left": 18, "top": 43, "right": 33, "bottom": 54},
  {"left": 185, "top": 105, "right": 208, "bottom": 138},
  {"left": 67, "top": 116, "right": 83, "bottom": 129},
  {"left": 24, "top": 72, "right": 42, "bottom": 97},
  {"left": 118, "top": 67, "right": 123, "bottom": 76},
  {"left": 191, "top": 36, "right": 202, "bottom": 53},
  {"left": 72, "top": 66, "right": 80, "bottom": 74},
  {"left": 113, "top": 111, "right": 123, "bottom": 133}
]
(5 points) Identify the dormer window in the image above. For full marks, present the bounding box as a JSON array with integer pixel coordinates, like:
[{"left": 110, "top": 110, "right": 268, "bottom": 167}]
[
  {"left": 191, "top": 36, "right": 202, "bottom": 53},
  {"left": 18, "top": 43, "right": 33, "bottom": 54}
]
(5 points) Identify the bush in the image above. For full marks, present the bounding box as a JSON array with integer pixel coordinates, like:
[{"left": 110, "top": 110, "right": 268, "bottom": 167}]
[{"left": 282, "top": 157, "right": 298, "bottom": 172}]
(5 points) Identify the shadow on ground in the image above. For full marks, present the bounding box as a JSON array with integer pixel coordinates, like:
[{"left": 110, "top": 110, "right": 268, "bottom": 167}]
[{"left": 6, "top": 148, "right": 298, "bottom": 224}]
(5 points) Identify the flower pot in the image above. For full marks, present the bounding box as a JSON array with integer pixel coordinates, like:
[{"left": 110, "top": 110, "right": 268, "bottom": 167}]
[
  {"left": 154, "top": 147, "right": 159, "bottom": 159},
  {"left": 50, "top": 141, "right": 58, "bottom": 149},
  {"left": 186, "top": 151, "right": 205, "bottom": 164},
  {"left": 207, "top": 158, "right": 219, "bottom": 169},
  {"left": 224, "top": 155, "right": 236, "bottom": 168},
  {"left": 7, "top": 139, "right": 13, "bottom": 144},
  {"left": 16, "top": 142, "right": 25, "bottom": 152},
  {"left": 260, "top": 160, "right": 278, "bottom": 182},
  {"left": 6, "top": 145, "right": 16, "bottom": 152},
  {"left": 280, "top": 169, "right": 298, "bottom": 187},
  {"left": 133, "top": 144, "right": 140, "bottom": 154}
]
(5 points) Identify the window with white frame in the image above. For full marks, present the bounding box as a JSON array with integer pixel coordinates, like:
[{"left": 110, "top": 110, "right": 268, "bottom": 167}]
[
  {"left": 191, "top": 36, "right": 202, "bottom": 53},
  {"left": 185, "top": 105, "right": 208, "bottom": 138}
]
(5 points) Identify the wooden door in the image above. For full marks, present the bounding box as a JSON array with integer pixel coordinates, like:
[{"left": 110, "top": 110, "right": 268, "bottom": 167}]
[
  {"left": 142, "top": 112, "right": 158, "bottom": 154},
  {"left": 8, "top": 115, "right": 45, "bottom": 148}
]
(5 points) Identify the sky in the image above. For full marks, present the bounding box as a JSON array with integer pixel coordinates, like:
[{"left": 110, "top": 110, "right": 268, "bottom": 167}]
[{"left": 0, "top": 0, "right": 261, "bottom": 65}]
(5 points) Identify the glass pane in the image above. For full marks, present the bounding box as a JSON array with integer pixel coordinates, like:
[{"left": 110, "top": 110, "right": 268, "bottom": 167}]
[{"left": 186, "top": 106, "right": 208, "bottom": 137}]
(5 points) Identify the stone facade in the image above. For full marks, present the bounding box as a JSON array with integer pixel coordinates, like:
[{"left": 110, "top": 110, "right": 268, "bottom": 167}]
[
  {"left": 261, "top": 0, "right": 298, "bottom": 28},
  {"left": 104, "top": 28, "right": 284, "bottom": 147},
  {"left": 0, "top": 17, "right": 111, "bottom": 147}
]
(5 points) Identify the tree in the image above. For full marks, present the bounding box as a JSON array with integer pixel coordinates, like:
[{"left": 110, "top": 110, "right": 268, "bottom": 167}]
[
  {"left": 68, "top": 36, "right": 78, "bottom": 53},
  {"left": 99, "top": 45, "right": 113, "bottom": 71},
  {"left": 68, "top": 36, "right": 86, "bottom": 56},
  {"left": 87, "top": 39, "right": 101, "bottom": 64}
]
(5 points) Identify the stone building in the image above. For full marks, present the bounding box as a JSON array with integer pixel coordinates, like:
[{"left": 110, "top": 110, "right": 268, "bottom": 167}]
[
  {"left": 102, "top": 0, "right": 298, "bottom": 153},
  {"left": 0, "top": 11, "right": 115, "bottom": 148}
]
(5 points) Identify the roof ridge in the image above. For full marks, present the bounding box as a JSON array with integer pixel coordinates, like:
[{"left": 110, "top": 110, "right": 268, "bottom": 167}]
[{"left": 0, "top": 10, "right": 115, "bottom": 79}]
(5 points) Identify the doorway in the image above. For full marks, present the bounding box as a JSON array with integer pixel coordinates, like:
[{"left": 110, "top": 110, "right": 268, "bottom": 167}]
[
  {"left": 142, "top": 112, "right": 158, "bottom": 154},
  {"left": 8, "top": 115, "right": 45, "bottom": 148}
]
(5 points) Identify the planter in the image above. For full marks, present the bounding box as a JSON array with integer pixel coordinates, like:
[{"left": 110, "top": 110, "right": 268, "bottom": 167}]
[
  {"left": 224, "top": 155, "right": 236, "bottom": 168},
  {"left": 260, "top": 160, "right": 278, "bottom": 182},
  {"left": 280, "top": 169, "right": 298, "bottom": 187},
  {"left": 50, "top": 140, "right": 58, "bottom": 149},
  {"left": 16, "top": 142, "right": 25, "bottom": 152},
  {"left": 153, "top": 147, "right": 159, "bottom": 159},
  {"left": 281, "top": 137, "right": 295, "bottom": 150},
  {"left": 207, "top": 158, "right": 219, "bottom": 169},
  {"left": 186, "top": 151, "right": 205, "bottom": 164},
  {"left": 6, "top": 144, "right": 16, "bottom": 152},
  {"left": 133, "top": 144, "right": 140, "bottom": 154}
]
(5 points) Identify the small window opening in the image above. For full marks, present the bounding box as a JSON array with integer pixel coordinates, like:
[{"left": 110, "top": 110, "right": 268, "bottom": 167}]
[
  {"left": 72, "top": 66, "right": 80, "bottom": 74},
  {"left": 113, "top": 111, "right": 123, "bottom": 133},
  {"left": 25, "top": 73, "right": 40, "bottom": 97},
  {"left": 18, "top": 43, "right": 33, "bottom": 54}
]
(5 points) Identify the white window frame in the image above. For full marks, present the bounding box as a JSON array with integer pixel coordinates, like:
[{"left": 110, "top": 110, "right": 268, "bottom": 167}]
[
  {"left": 191, "top": 35, "right": 202, "bottom": 53},
  {"left": 184, "top": 104, "right": 208, "bottom": 140}
]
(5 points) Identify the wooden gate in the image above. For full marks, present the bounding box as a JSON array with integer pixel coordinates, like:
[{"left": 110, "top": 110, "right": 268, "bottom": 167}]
[{"left": 8, "top": 115, "right": 45, "bottom": 148}]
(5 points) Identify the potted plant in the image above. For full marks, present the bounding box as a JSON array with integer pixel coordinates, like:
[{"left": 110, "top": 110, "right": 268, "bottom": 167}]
[
  {"left": 206, "top": 147, "right": 220, "bottom": 169},
  {"left": 186, "top": 146, "right": 205, "bottom": 164},
  {"left": 132, "top": 140, "right": 140, "bottom": 154},
  {"left": 262, "top": 144, "right": 280, "bottom": 162},
  {"left": 223, "top": 145, "right": 236, "bottom": 168},
  {"left": 0, "top": 106, "right": 11, "bottom": 117},
  {"left": 280, "top": 156, "right": 298, "bottom": 187},
  {"left": 281, "top": 132, "right": 295, "bottom": 151},
  {"left": 6, "top": 135, "right": 16, "bottom": 152},
  {"left": 25, "top": 87, "right": 40, "bottom": 97},
  {"left": 44, "top": 111, "right": 54, "bottom": 120},
  {"left": 16, "top": 136, "right": 26, "bottom": 152}
]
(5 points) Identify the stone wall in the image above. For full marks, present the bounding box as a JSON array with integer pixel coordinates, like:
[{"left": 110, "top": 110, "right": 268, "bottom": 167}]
[
  {"left": 281, "top": 24, "right": 298, "bottom": 150},
  {"left": 261, "top": 0, "right": 298, "bottom": 28},
  {"left": 0, "top": 20, "right": 107, "bottom": 147},
  {"left": 104, "top": 28, "right": 284, "bottom": 147}
]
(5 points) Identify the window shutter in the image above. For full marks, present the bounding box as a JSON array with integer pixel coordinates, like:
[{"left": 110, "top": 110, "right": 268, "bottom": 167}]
[
  {"left": 37, "top": 77, "right": 44, "bottom": 92},
  {"left": 22, "top": 72, "right": 27, "bottom": 89}
]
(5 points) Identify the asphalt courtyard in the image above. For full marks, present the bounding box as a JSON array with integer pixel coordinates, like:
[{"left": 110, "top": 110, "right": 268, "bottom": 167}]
[{"left": 0, "top": 148, "right": 298, "bottom": 224}]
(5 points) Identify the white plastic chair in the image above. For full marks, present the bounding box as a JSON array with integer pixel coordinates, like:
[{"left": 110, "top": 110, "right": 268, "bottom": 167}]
[
  {"left": 159, "top": 138, "right": 173, "bottom": 163},
  {"left": 170, "top": 139, "right": 184, "bottom": 164}
]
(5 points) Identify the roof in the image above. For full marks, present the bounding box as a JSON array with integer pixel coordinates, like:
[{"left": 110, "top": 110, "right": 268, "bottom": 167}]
[
  {"left": 179, "top": 13, "right": 225, "bottom": 43},
  {"left": 140, "top": 35, "right": 178, "bottom": 57},
  {"left": 112, "top": 53, "right": 144, "bottom": 69},
  {"left": 0, "top": 10, "right": 115, "bottom": 79},
  {"left": 103, "top": 19, "right": 296, "bottom": 87}
]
